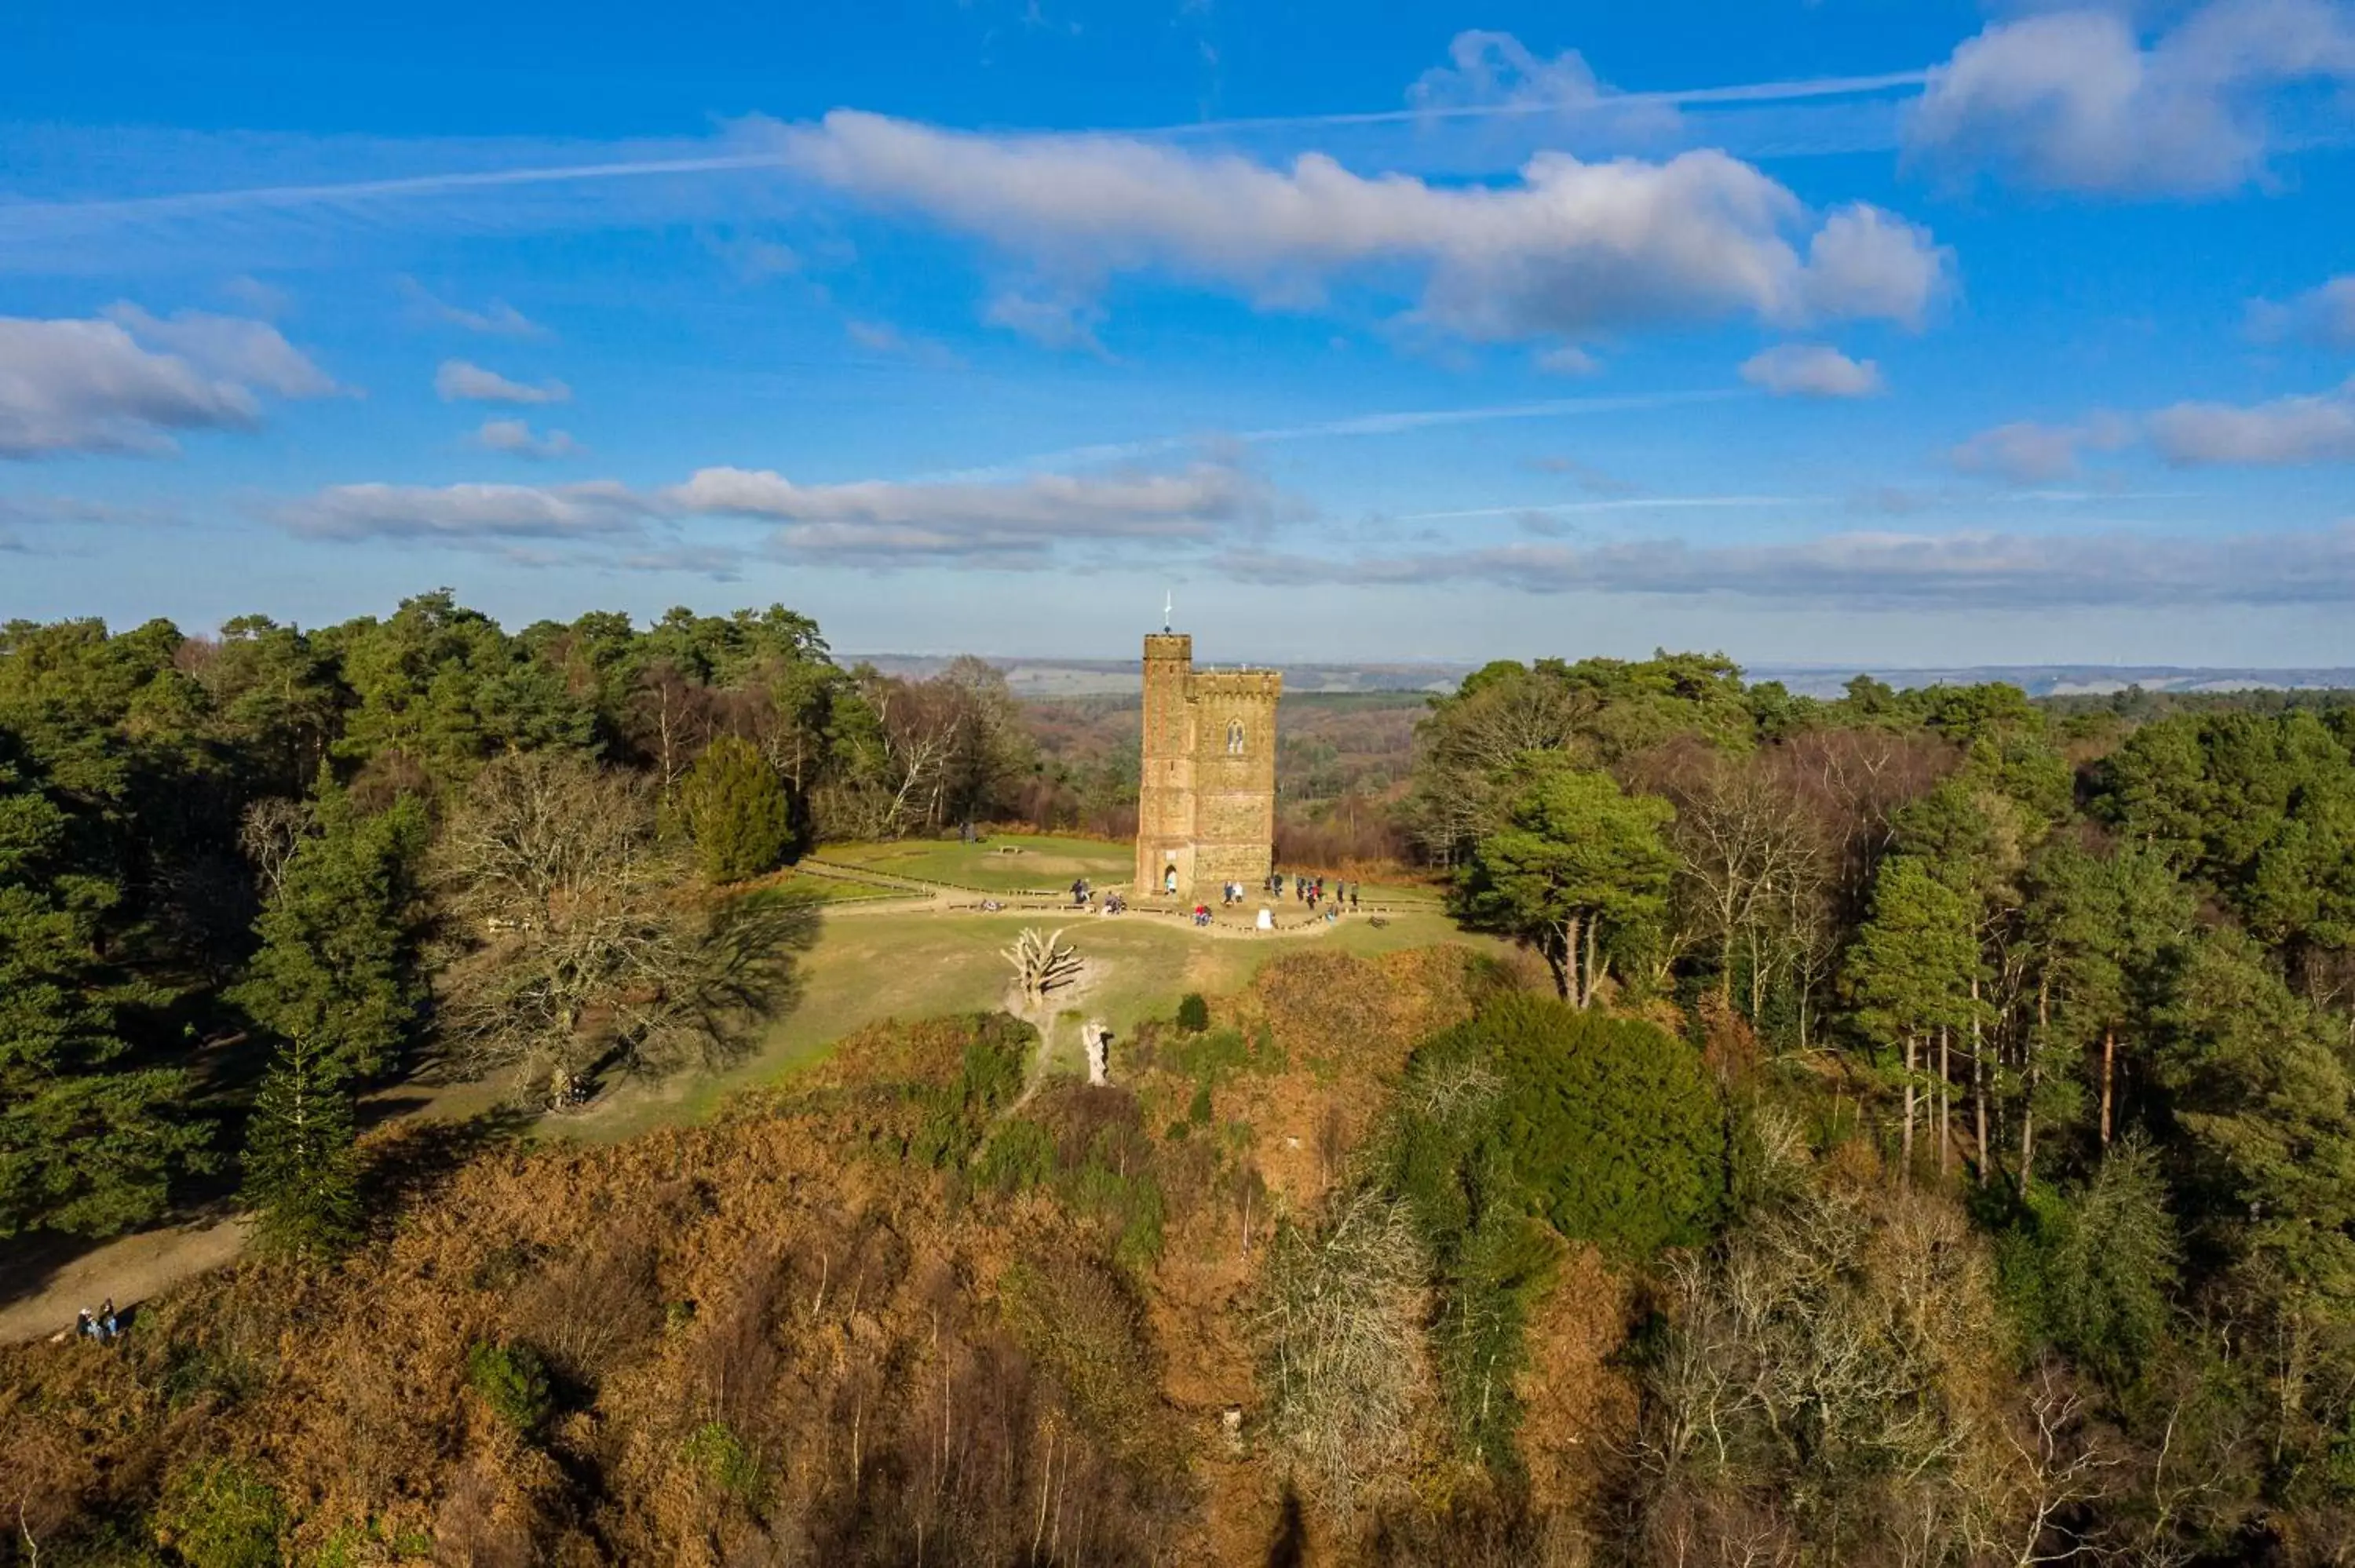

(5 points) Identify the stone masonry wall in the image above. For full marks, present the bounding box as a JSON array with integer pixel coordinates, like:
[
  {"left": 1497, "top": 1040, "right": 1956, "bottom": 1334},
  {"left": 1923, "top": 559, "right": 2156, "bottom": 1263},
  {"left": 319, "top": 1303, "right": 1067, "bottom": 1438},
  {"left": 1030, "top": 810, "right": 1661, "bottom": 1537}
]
[
  {"left": 1134, "top": 633, "right": 1197, "bottom": 896},
  {"left": 1189, "top": 671, "right": 1280, "bottom": 892},
  {"left": 1132, "top": 633, "right": 1280, "bottom": 899}
]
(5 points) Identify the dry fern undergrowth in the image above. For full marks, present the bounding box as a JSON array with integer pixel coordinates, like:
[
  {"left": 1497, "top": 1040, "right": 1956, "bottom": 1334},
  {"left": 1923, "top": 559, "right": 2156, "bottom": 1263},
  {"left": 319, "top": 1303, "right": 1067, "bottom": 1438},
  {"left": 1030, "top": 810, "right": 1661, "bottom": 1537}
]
[{"left": 0, "top": 945, "right": 1557, "bottom": 1568}]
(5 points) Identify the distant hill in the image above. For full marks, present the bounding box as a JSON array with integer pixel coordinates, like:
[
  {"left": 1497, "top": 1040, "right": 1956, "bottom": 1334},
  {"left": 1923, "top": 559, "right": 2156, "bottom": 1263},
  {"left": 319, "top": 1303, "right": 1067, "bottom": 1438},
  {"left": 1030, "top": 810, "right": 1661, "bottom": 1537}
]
[
  {"left": 850, "top": 653, "right": 1473, "bottom": 696},
  {"left": 849, "top": 654, "right": 2355, "bottom": 702}
]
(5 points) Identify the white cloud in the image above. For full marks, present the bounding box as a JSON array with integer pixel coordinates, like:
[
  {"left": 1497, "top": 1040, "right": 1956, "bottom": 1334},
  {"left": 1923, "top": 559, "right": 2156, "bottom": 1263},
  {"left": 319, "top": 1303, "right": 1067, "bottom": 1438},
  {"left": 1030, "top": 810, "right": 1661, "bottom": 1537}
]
[
  {"left": 670, "top": 460, "right": 1264, "bottom": 560},
  {"left": 273, "top": 456, "right": 1280, "bottom": 567},
  {"left": 1406, "top": 30, "right": 1685, "bottom": 141},
  {"left": 1905, "top": 0, "right": 2355, "bottom": 195},
  {"left": 400, "top": 278, "right": 546, "bottom": 337},
  {"left": 1951, "top": 415, "right": 2132, "bottom": 482},
  {"left": 221, "top": 275, "right": 291, "bottom": 317},
  {"left": 279, "top": 480, "right": 648, "bottom": 540},
  {"left": 701, "top": 232, "right": 802, "bottom": 283},
  {"left": 1535, "top": 344, "right": 1603, "bottom": 376},
  {"left": 434, "top": 359, "right": 571, "bottom": 404},
  {"left": 2248, "top": 274, "right": 2355, "bottom": 347},
  {"left": 762, "top": 108, "right": 1949, "bottom": 341},
  {"left": 1409, "top": 31, "right": 1618, "bottom": 114},
  {"left": 982, "top": 290, "right": 1108, "bottom": 352},
  {"left": 844, "top": 318, "right": 962, "bottom": 367},
  {"left": 473, "top": 418, "right": 581, "bottom": 459},
  {"left": 1739, "top": 343, "right": 1884, "bottom": 398},
  {"left": 100, "top": 304, "right": 339, "bottom": 397},
  {"left": 0, "top": 494, "right": 179, "bottom": 531},
  {"left": 619, "top": 545, "right": 748, "bottom": 580},
  {"left": 0, "top": 315, "right": 261, "bottom": 457},
  {"left": 2148, "top": 379, "right": 2355, "bottom": 463},
  {"left": 1219, "top": 522, "right": 2355, "bottom": 607}
]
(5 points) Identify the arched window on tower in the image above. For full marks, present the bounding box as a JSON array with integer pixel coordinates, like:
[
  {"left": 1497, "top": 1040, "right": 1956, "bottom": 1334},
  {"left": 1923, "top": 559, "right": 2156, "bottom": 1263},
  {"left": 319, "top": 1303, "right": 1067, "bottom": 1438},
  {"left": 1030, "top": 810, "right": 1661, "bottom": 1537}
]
[{"left": 1226, "top": 719, "right": 1246, "bottom": 755}]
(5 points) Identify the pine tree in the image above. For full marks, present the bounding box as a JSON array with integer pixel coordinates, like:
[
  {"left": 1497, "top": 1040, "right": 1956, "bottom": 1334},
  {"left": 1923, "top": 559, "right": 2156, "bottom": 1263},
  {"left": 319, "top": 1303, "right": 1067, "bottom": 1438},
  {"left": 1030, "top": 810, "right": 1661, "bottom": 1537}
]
[
  {"left": 240, "top": 1030, "right": 361, "bottom": 1257},
  {"left": 679, "top": 735, "right": 794, "bottom": 884},
  {"left": 228, "top": 773, "right": 425, "bottom": 1080},
  {"left": 1, "top": 732, "right": 211, "bottom": 1238},
  {"left": 1843, "top": 855, "right": 1979, "bottom": 1179},
  {"left": 1454, "top": 755, "right": 1675, "bottom": 1005},
  {"left": 228, "top": 772, "right": 422, "bottom": 1255}
]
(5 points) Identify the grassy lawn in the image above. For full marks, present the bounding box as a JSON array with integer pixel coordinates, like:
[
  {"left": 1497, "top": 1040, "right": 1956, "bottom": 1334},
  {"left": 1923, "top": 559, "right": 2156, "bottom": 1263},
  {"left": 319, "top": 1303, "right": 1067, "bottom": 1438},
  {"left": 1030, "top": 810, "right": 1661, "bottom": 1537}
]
[
  {"left": 562, "top": 899, "right": 1499, "bottom": 1142},
  {"left": 761, "top": 867, "right": 924, "bottom": 903},
  {"left": 814, "top": 832, "right": 1135, "bottom": 893}
]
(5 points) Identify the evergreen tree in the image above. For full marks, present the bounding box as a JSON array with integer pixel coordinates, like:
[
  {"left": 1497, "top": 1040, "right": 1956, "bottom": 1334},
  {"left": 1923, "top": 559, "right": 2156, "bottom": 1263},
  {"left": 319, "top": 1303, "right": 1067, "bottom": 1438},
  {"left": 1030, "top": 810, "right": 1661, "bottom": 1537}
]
[
  {"left": 1842, "top": 855, "right": 1978, "bottom": 1176},
  {"left": 1454, "top": 755, "right": 1675, "bottom": 1005},
  {"left": 228, "top": 775, "right": 426, "bottom": 1080},
  {"left": 2150, "top": 928, "right": 2355, "bottom": 1314},
  {"left": 0, "top": 730, "right": 210, "bottom": 1237},
  {"left": 240, "top": 1030, "right": 361, "bottom": 1256},
  {"left": 678, "top": 735, "right": 794, "bottom": 884}
]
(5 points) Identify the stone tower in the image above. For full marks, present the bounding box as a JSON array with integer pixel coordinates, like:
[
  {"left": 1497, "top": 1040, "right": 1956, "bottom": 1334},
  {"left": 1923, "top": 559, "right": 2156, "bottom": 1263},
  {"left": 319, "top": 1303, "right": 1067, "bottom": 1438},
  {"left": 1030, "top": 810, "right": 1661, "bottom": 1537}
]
[{"left": 1134, "top": 632, "right": 1280, "bottom": 900}]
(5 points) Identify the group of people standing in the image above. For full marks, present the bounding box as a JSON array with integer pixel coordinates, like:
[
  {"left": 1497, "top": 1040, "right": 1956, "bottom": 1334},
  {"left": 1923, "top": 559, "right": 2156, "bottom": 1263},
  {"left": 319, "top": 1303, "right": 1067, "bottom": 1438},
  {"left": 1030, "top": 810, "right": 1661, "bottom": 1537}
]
[{"left": 1264, "top": 870, "right": 1360, "bottom": 913}]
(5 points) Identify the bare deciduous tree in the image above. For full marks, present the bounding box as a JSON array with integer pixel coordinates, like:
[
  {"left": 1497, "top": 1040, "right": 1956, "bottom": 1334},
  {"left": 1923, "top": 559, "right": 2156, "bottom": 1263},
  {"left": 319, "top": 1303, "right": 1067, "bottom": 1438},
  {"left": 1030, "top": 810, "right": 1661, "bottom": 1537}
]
[
  {"left": 1252, "top": 1187, "right": 1427, "bottom": 1513},
  {"left": 1632, "top": 1159, "right": 2014, "bottom": 1566},
  {"left": 1644, "top": 743, "right": 1833, "bottom": 1026},
  {"left": 237, "top": 795, "right": 313, "bottom": 904},
  {"left": 433, "top": 751, "right": 810, "bottom": 1101},
  {"left": 1003, "top": 928, "right": 1082, "bottom": 1004}
]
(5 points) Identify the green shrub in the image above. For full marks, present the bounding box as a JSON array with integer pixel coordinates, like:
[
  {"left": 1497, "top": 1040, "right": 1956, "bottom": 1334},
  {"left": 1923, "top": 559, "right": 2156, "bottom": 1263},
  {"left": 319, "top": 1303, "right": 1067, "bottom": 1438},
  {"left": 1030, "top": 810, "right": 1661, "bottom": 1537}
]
[
  {"left": 465, "top": 1340, "right": 554, "bottom": 1435},
  {"left": 1175, "top": 993, "right": 1210, "bottom": 1033},
  {"left": 685, "top": 1420, "right": 767, "bottom": 1502},
  {"left": 155, "top": 1461, "right": 283, "bottom": 1568},
  {"left": 977, "top": 1118, "right": 1057, "bottom": 1193},
  {"left": 314, "top": 1518, "right": 433, "bottom": 1567},
  {"left": 1068, "top": 1144, "right": 1167, "bottom": 1267},
  {"left": 680, "top": 735, "right": 794, "bottom": 884},
  {"left": 1416, "top": 994, "right": 1726, "bottom": 1256},
  {"left": 911, "top": 1014, "right": 1034, "bottom": 1169},
  {"left": 1995, "top": 1137, "right": 2178, "bottom": 1387},
  {"left": 1371, "top": 1057, "right": 1560, "bottom": 1468},
  {"left": 1002, "top": 1254, "right": 1167, "bottom": 1465},
  {"left": 1165, "top": 1024, "right": 1283, "bottom": 1098}
]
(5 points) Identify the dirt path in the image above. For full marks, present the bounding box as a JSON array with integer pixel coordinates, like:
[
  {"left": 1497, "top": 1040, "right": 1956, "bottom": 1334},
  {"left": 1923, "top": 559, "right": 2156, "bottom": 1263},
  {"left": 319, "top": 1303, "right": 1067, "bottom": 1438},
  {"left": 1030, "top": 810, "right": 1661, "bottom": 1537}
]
[{"left": 0, "top": 1212, "right": 252, "bottom": 1345}]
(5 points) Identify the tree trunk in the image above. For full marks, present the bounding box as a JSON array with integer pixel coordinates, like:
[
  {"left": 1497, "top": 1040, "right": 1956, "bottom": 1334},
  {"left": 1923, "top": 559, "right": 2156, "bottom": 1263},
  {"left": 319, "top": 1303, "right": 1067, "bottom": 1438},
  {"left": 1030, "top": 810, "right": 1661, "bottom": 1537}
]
[
  {"left": 1902, "top": 1033, "right": 1917, "bottom": 1186},
  {"left": 2022, "top": 977, "right": 2047, "bottom": 1198},
  {"left": 1938, "top": 1025, "right": 1951, "bottom": 1180},
  {"left": 2100, "top": 1028, "right": 2116, "bottom": 1149},
  {"left": 1972, "top": 975, "right": 1989, "bottom": 1188},
  {"left": 1553, "top": 914, "right": 1579, "bottom": 1003},
  {"left": 1582, "top": 915, "right": 1599, "bottom": 1010},
  {"left": 1748, "top": 927, "right": 1764, "bottom": 1024}
]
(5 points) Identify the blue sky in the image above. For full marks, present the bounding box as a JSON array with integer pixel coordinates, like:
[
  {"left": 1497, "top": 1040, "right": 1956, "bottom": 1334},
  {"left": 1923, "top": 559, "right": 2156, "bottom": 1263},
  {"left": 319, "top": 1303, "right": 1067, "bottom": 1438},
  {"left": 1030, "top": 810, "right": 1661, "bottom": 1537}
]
[{"left": 5, "top": 0, "right": 2355, "bottom": 667}]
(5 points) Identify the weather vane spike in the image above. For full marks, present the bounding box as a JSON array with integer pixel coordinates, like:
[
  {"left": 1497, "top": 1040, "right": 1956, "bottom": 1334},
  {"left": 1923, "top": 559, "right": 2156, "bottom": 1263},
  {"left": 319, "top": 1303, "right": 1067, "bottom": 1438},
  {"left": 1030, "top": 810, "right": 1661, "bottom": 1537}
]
[{"left": 1163, "top": 589, "right": 1173, "bottom": 633}]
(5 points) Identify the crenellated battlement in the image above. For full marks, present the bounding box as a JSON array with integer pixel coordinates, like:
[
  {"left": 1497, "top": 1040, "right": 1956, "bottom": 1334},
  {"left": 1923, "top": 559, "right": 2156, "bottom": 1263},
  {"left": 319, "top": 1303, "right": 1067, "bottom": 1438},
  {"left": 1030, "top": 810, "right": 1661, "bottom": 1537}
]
[{"left": 1192, "top": 669, "right": 1283, "bottom": 698}]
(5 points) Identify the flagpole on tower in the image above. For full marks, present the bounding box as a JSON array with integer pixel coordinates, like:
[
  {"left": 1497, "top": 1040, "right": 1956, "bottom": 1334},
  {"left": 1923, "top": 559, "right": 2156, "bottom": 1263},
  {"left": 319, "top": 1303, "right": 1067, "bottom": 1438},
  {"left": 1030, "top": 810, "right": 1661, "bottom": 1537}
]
[{"left": 1163, "top": 590, "right": 1173, "bottom": 634}]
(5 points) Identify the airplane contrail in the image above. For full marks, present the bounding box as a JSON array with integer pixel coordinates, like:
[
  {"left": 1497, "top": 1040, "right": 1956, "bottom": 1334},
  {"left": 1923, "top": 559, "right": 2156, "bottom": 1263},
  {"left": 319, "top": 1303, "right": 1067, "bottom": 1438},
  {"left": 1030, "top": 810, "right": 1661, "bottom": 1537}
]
[
  {"left": 0, "top": 65, "right": 1938, "bottom": 228},
  {"left": 911, "top": 389, "right": 1750, "bottom": 483}
]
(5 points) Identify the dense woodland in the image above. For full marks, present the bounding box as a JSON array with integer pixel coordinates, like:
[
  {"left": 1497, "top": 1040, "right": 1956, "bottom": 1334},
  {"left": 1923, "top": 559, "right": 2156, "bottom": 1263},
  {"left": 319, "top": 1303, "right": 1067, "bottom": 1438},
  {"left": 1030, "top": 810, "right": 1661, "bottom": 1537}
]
[
  {"left": 8, "top": 600, "right": 2355, "bottom": 1563},
  {"left": 0, "top": 593, "right": 1063, "bottom": 1246}
]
